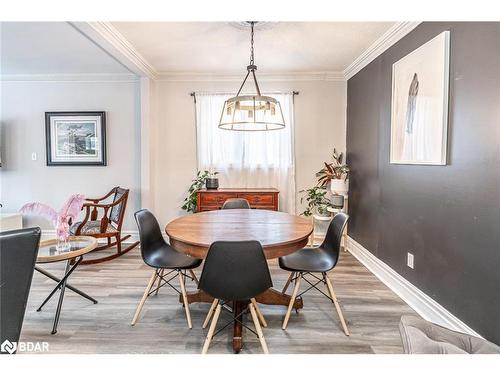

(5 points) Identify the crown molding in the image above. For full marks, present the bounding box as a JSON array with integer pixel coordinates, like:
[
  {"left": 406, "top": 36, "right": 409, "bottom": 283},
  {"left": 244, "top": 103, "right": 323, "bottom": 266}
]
[
  {"left": 157, "top": 71, "right": 346, "bottom": 82},
  {"left": 70, "top": 22, "right": 158, "bottom": 79},
  {"left": 343, "top": 21, "right": 422, "bottom": 80},
  {"left": 0, "top": 73, "right": 139, "bottom": 83}
]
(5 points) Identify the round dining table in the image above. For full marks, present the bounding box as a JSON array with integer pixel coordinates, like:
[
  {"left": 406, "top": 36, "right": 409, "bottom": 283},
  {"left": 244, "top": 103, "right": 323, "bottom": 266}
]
[{"left": 165, "top": 209, "right": 313, "bottom": 353}]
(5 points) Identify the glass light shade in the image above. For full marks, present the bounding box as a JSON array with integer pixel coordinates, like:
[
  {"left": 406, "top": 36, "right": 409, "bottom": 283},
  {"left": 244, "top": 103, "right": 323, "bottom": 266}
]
[{"left": 219, "top": 95, "right": 285, "bottom": 131}]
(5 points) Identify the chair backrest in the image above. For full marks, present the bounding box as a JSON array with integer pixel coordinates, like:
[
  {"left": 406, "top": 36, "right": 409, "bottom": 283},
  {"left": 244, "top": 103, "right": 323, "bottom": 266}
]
[
  {"left": 199, "top": 241, "right": 272, "bottom": 301},
  {"left": 0, "top": 227, "right": 41, "bottom": 350},
  {"left": 221, "top": 198, "right": 251, "bottom": 210},
  {"left": 134, "top": 209, "right": 167, "bottom": 263},
  {"left": 110, "top": 187, "right": 129, "bottom": 226},
  {"left": 319, "top": 212, "right": 349, "bottom": 266}
]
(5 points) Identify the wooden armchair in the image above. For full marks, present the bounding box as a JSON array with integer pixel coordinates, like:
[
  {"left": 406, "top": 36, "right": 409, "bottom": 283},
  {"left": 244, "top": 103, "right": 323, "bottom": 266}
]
[{"left": 70, "top": 187, "right": 139, "bottom": 265}]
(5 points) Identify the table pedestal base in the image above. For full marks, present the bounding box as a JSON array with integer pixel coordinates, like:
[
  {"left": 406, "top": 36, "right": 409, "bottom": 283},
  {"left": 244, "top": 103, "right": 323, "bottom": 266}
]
[{"left": 180, "top": 287, "right": 303, "bottom": 353}]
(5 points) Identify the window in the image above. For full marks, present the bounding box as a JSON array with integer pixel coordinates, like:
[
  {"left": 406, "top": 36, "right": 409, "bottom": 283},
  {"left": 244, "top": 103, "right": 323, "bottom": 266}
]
[{"left": 195, "top": 92, "right": 296, "bottom": 213}]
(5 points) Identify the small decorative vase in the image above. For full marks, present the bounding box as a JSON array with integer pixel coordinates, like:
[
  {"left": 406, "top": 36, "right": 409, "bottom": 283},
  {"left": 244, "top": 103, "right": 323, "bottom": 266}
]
[
  {"left": 205, "top": 178, "right": 219, "bottom": 190},
  {"left": 331, "top": 194, "right": 345, "bottom": 209},
  {"left": 56, "top": 236, "right": 71, "bottom": 252},
  {"left": 330, "top": 178, "right": 349, "bottom": 195}
]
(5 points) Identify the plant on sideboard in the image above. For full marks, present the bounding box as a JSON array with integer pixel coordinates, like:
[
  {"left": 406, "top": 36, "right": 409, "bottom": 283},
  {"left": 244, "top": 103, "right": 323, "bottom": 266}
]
[
  {"left": 299, "top": 186, "right": 335, "bottom": 217},
  {"left": 316, "top": 148, "right": 350, "bottom": 195},
  {"left": 181, "top": 170, "right": 218, "bottom": 213}
]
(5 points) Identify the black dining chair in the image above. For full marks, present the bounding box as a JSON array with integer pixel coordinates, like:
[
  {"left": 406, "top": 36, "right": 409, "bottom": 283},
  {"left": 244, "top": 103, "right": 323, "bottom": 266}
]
[
  {"left": 0, "top": 228, "right": 41, "bottom": 352},
  {"left": 279, "top": 212, "right": 350, "bottom": 335},
  {"left": 199, "top": 241, "right": 272, "bottom": 354},
  {"left": 221, "top": 198, "right": 251, "bottom": 209},
  {"left": 131, "top": 209, "right": 202, "bottom": 328}
]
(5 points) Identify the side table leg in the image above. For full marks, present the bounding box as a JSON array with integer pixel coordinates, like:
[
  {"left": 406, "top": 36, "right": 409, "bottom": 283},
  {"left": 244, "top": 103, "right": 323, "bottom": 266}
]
[{"left": 51, "top": 259, "right": 72, "bottom": 334}]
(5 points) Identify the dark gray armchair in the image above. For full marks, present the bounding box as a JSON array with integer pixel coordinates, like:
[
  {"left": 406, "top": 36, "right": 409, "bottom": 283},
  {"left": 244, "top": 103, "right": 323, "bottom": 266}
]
[{"left": 399, "top": 315, "right": 500, "bottom": 354}]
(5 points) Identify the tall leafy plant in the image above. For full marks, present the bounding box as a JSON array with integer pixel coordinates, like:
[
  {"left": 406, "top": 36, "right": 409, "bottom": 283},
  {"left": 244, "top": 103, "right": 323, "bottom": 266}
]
[
  {"left": 181, "top": 170, "right": 211, "bottom": 213},
  {"left": 316, "top": 148, "right": 349, "bottom": 187}
]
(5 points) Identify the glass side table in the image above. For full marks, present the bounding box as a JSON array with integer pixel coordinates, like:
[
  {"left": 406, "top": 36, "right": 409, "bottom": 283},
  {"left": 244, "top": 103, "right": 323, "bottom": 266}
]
[{"left": 35, "top": 236, "right": 98, "bottom": 334}]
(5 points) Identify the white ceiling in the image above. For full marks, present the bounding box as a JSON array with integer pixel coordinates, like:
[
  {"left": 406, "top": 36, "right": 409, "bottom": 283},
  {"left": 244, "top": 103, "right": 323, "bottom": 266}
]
[
  {"left": 111, "top": 22, "right": 396, "bottom": 74},
  {"left": 0, "top": 22, "right": 130, "bottom": 75},
  {"left": 0, "top": 22, "right": 396, "bottom": 76}
]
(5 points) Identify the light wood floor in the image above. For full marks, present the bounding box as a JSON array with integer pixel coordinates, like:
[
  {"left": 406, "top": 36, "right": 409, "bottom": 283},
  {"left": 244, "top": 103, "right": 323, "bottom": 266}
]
[{"left": 21, "top": 247, "right": 416, "bottom": 354}]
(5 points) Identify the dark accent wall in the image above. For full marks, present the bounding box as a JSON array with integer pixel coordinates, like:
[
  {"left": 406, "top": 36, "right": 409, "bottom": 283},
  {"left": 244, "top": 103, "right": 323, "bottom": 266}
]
[{"left": 346, "top": 22, "right": 500, "bottom": 344}]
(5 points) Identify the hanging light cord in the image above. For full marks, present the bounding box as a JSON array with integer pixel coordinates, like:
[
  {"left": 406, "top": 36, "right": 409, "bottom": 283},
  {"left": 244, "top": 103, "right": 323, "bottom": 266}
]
[
  {"left": 236, "top": 21, "right": 261, "bottom": 96},
  {"left": 249, "top": 21, "right": 255, "bottom": 65}
]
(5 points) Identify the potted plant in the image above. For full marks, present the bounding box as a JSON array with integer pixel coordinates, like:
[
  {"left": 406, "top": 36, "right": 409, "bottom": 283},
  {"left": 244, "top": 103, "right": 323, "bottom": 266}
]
[
  {"left": 205, "top": 169, "right": 219, "bottom": 190},
  {"left": 299, "top": 186, "right": 335, "bottom": 218},
  {"left": 181, "top": 170, "right": 210, "bottom": 213},
  {"left": 316, "top": 148, "right": 349, "bottom": 195}
]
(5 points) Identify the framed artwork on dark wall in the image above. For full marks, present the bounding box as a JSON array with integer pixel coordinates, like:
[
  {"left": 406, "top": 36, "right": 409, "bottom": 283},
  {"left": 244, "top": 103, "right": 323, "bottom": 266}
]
[
  {"left": 45, "top": 111, "right": 107, "bottom": 166},
  {"left": 390, "top": 31, "right": 450, "bottom": 165}
]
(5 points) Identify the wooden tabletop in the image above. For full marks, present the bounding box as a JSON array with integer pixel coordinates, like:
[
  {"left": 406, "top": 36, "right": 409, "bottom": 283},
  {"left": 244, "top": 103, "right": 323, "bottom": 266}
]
[{"left": 165, "top": 209, "right": 313, "bottom": 259}]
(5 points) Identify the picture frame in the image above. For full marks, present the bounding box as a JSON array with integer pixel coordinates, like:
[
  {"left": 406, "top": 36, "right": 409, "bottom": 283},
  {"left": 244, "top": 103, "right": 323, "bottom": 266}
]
[
  {"left": 390, "top": 31, "right": 450, "bottom": 165},
  {"left": 45, "top": 111, "right": 107, "bottom": 166}
]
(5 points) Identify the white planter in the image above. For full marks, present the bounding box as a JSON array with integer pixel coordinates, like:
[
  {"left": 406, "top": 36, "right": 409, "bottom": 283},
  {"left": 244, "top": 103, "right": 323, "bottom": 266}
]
[{"left": 330, "top": 178, "right": 349, "bottom": 195}]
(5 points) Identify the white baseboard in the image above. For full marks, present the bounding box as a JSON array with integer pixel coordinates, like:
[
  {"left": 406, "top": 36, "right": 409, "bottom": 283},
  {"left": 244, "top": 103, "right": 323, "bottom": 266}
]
[
  {"left": 42, "top": 229, "right": 140, "bottom": 243},
  {"left": 346, "top": 236, "right": 482, "bottom": 338}
]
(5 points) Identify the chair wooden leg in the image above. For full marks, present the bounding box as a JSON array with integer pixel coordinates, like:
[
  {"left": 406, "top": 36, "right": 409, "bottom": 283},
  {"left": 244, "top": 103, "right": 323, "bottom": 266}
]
[
  {"left": 202, "top": 304, "right": 221, "bottom": 354},
  {"left": 324, "top": 272, "right": 350, "bottom": 336},
  {"left": 202, "top": 298, "right": 219, "bottom": 329},
  {"left": 155, "top": 269, "right": 164, "bottom": 296},
  {"left": 250, "top": 298, "right": 267, "bottom": 328},
  {"left": 249, "top": 303, "right": 269, "bottom": 354},
  {"left": 282, "top": 272, "right": 295, "bottom": 294},
  {"left": 178, "top": 271, "right": 192, "bottom": 329},
  {"left": 131, "top": 270, "right": 158, "bottom": 326},
  {"left": 282, "top": 273, "right": 302, "bottom": 330},
  {"left": 188, "top": 269, "right": 199, "bottom": 286},
  {"left": 116, "top": 234, "right": 122, "bottom": 254}
]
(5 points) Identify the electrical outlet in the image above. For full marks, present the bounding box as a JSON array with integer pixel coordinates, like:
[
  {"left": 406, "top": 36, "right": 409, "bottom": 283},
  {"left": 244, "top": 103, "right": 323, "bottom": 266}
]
[
  {"left": 407, "top": 252, "right": 414, "bottom": 269},
  {"left": 31, "top": 152, "right": 37, "bottom": 161}
]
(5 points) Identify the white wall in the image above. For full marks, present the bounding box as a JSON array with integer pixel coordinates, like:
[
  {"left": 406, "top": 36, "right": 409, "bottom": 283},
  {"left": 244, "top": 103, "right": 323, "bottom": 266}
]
[
  {"left": 152, "top": 78, "right": 347, "bottom": 225},
  {"left": 0, "top": 78, "right": 141, "bottom": 231},
  {"left": 0, "top": 76, "right": 347, "bottom": 234}
]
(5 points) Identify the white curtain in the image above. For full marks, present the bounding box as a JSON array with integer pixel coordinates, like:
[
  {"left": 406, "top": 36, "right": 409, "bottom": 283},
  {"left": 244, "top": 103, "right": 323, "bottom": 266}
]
[{"left": 195, "top": 92, "right": 296, "bottom": 213}]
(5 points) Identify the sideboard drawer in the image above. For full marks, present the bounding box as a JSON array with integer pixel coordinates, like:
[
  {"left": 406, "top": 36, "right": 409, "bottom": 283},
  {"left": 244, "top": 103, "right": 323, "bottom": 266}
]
[
  {"left": 237, "top": 193, "right": 274, "bottom": 206},
  {"left": 199, "top": 192, "right": 238, "bottom": 206},
  {"left": 197, "top": 188, "right": 279, "bottom": 212}
]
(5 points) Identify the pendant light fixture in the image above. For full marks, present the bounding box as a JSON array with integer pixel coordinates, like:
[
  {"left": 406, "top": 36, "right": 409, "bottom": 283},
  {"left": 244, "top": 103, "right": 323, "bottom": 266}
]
[{"left": 219, "top": 22, "right": 285, "bottom": 131}]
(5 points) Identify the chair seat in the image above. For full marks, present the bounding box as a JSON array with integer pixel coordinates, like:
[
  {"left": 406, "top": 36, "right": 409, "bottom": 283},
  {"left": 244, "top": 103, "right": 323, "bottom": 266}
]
[
  {"left": 70, "top": 220, "right": 118, "bottom": 235},
  {"left": 145, "top": 243, "right": 202, "bottom": 270},
  {"left": 279, "top": 247, "right": 337, "bottom": 272}
]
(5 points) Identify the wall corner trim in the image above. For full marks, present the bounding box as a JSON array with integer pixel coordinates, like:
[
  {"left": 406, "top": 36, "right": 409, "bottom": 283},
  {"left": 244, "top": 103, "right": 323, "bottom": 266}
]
[
  {"left": 343, "top": 21, "right": 422, "bottom": 80},
  {"left": 156, "top": 71, "right": 346, "bottom": 82},
  {"left": 0, "top": 73, "right": 139, "bottom": 83},
  {"left": 347, "top": 236, "right": 482, "bottom": 338},
  {"left": 71, "top": 22, "right": 158, "bottom": 79}
]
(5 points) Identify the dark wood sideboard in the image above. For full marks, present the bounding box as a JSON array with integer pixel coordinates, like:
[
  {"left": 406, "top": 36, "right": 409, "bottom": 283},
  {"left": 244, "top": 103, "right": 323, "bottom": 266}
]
[{"left": 196, "top": 188, "right": 279, "bottom": 212}]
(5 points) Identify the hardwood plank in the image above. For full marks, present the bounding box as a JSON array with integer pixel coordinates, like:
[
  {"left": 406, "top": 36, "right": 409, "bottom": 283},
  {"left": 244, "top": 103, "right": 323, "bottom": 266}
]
[{"left": 21, "top": 249, "right": 416, "bottom": 354}]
